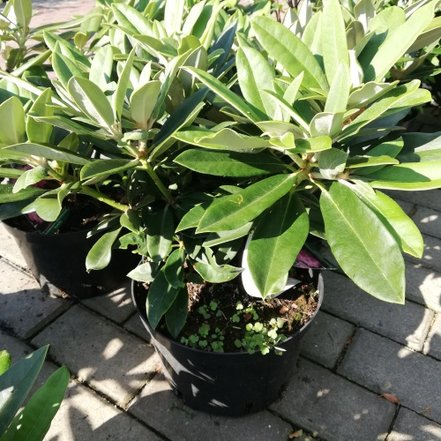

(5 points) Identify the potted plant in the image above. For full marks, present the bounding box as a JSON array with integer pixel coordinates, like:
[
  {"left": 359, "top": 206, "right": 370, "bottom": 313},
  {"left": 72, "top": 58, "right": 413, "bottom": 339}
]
[{"left": 122, "top": 0, "right": 441, "bottom": 416}]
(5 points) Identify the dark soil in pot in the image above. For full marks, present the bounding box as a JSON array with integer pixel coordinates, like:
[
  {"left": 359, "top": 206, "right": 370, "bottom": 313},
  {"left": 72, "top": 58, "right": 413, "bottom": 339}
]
[{"left": 131, "top": 270, "right": 323, "bottom": 416}]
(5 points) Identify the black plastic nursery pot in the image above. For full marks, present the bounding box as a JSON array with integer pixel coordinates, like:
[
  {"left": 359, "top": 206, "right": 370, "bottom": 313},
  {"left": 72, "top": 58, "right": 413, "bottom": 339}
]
[
  {"left": 3, "top": 220, "right": 136, "bottom": 299},
  {"left": 131, "top": 272, "right": 324, "bottom": 417}
]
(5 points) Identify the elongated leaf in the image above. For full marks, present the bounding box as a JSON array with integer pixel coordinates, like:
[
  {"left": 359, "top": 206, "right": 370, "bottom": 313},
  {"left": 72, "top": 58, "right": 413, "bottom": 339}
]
[
  {"left": 236, "top": 44, "right": 276, "bottom": 118},
  {"left": 145, "top": 208, "right": 174, "bottom": 261},
  {"left": 176, "top": 202, "right": 208, "bottom": 232},
  {"left": 322, "top": 0, "right": 349, "bottom": 85},
  {"left": 197, "top": 173, "right": 296, "bottom": 233},
  {"left": 112, "top": 3, "right": 152, "bottom": 34},
  {"left": 2, "top": 367, "right": 69, "bottom": 441},
  {"left": 0, "top": 351, "right": 11, "bottom": 376},
  {"left": 320, "top": 182, "right": 405, "bottom": 303},
  {"left": 165, "top": 288, "right": 188, "bottom": 338},
  {"left": 164, "top": 248, "right": 185, "bottom": 289},
  {"left": 130, "top": 81, "right": 161, "bottom": 129},
  {"left": 242, "top": 193, "right": 309, "bottom": 298},
  {"left": 13, "top": 166, "right": 47, "bottom": 193},
  {"left": 86, "top": 228, "right": 122, "bottom": 271},
  {"left": 0, "top": 168, "right": 22, "bottom": 179},
  {"left": 174, "top": 128, "right": 271, "bottom": 152},
  {"left": 324, "top": 64, "right": 350, "bottom": 113},
  {"left": 13, "top": 0, "right": 32, "bottom": 27},
  {"left": 365, "top": 2, "right": 434, "bottom": 81},
  {"left": 175, "top": 149, "right": 287, "bottom": 177},
  {"left": 0, "top": 96, "right": 25, "bottom": 146},
  {"left": 203, "top": 222, "right": 252, "bottom": 247},
  {"left": 26, "top": 89, "right": 53, "bottom": 145},
  {"left": 350, "top": 182, "right": 423, "bottom": 257},
  {"left": 251, "top": 16, "right": 328, "bottom": 91},
  {"left": 183, "top": 67, "right": 265, "bottom": 123},
  {"left": 318, "top": 148, "right": 348, "bottom": 179},
  {"left": 0, "top": 184, "right": 45, "bottom": 203},
  {"left": 127, "top": 261, "right": 157, "bottom": 283},
  {"left": 164, "top": 0, "right": 185, "bottom": 35},
  {"left": 408, "top": 16, "right": 441, "bottom": 52},
  {"left": 52, "top": 49, "right": 85, "bottom": 90},
  {"left": 0, "top": 143, "right": 89, "bottom": 165},
  {"left": 367, "top": 161, "right": 441, "bottom": 190},
  {"left": 89, "top": 46, "right": 114, "bottom": 90},
  {"left": 113, "top": 49, "right": 136, "bottom": 121},
  {"left": 30, "top": 188, "right": 63, "bottom": 222},
  {"left": 0, "top": 346, "right": 48, "bottom": 435},
  {"left": 146, "top": 269, "right": 179, "bottom": 329},
  {"left": 80, "top": 159, "right": 138, "bottom": 185},
  {"left": 34, "top": 116, "right": 105, "bottom": 139},
  {"left": 193, "top": 253, "right": 242, "bottom": 283},
  {"left": 347, "top": 155, "right": 399, "bottom": 168}
]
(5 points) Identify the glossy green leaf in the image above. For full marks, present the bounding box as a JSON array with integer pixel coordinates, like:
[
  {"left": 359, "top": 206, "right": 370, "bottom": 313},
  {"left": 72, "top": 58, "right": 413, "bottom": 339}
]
[
  {"left": 146, "top": 269, "right": 179, "bottom": 329},
  {"left": 183, "top": 67, "right": 265, "bottom": 123},
  {"left": 0, "top": 143, "right": 89, "bottom": 165},
  {"left": 80, "top": 159, "right": 138, "bottom": 185},
  {"left": 30, "top": 189, "right": 63, "bottom": 222},
  {"left": 251, "top": 16, "right": 328, "bottom": 91},
  {"left": 86, "top": 228, "right": 122, "bottom": 271},
  {"left": 174, "top": 128, "right": 271, "bottom": 152},
  {"left": 242, "top": 193, "right": 309, "bottom": 298},
  {"left": 0, "top": 346, "right": 48, "bottom": 435},
  {"left": 322, "top": 0, "right": 349, "bottom": 85},
  {"left": 318, "top": 148, "right": 348, "bottom": 179},
  {"left": 348, "top": 82, "right": 396, "bottom": 107},
  {"left": 367, "top": 161, "right": 441, "bottom": 190},
  {"left": 127, "top": 261, "right": 157, "bottom": 283},
  {"left": 130, "top": 81, "right": 161, "bottom": 129},
  {"left": 408, "top": 16, "right": 441, "bottom": 52},
  {"left": 13, "top": 0, "right": 32, "bottom": 28},
  {"left": 350, "top": 181, "right": 423, "bottom": 257},
  {"left": 2, "top": 366, "right": 69, "bottom": 441},
  {"left": 197, "top": 173, "right": 296, "bottom": 233},
  {"left": 348, "top": 155, "right": 399, "bottom": 168},
  {"left": 365, "top": 2, "right": 434, "bottom": 81},
  {"left": 0, "top": 351, "right": 11, "bottom": 376},
  {"left": 193, "top": 251, "right": 242, "bottom": 283},
  {"left": 0, "top": 184, "right": 44, "bottom": 203},
  {"left": 236, "top": 44, "right": 276, "bottom": 118},
  {"left": 176, "top": 202, "right": 208, "bottom": 232},
  {"left": 34, "top": 116, "right": 105, "bottom": 139},
  {"left": 112, "top": 3, "right": 152, "bottom": 34},
  {"left": 320, "top": 181, "right": 405, "bottom": 303},
  {"left": 165, "top": 288, "right": 188, "bottom": 338},
  {"left": 164, "top": 0, "right": 185, "bottom": 35},
  {"left": 145, "top": 208, "right": 174, "bottom": 261},
  {"left": 175, "top": 149, "right": 286, "bottom": 177},
  {"left": 0, "top": 168, "right": 22, "bottom": 179},
  {"left": 89, "top": 46, "right": 114, "bottom": 90},
  {"left": 0, "top": 97, "right": 25, "bottom": 146},
  {"left": 113, "top": 49, "right": 136, "bottom": 121},
  {"left": 68, "top": 77, "right": 115, "bottom": 131},
  {"left": 203, "top": 222, "right": 252, "bottom": 247},
  {"left": 12, "top": 166, "right": 47, "bottom": 193},
  {"left": 310, "top": 112, "right": 344, "bottom": 137},
  {"left": 26, "top": 89, "right": 53, "bottom": 145},
  {"left": 164, "top": 248, "right": 185, "bottom": 289},
  {"left": 324, "top": 64, "right": 350, "bottom": 114}
]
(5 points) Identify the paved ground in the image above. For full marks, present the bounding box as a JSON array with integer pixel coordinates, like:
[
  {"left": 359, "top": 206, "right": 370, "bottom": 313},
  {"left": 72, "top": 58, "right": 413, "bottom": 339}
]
[{"left": 1, "top": 3, "right": 441, "bottom": 441}]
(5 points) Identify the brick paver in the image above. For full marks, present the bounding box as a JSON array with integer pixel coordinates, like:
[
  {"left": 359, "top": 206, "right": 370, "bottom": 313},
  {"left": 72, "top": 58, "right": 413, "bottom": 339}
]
[{"left": 388, "top": 408, "right": 441, "bottom": 441}]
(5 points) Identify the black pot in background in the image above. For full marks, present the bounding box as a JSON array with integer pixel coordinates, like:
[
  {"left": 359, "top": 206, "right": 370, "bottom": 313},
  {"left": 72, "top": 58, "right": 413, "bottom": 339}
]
[
  {"left": 4, "top": 221, "right": 137, "bottom": 299},
  {"left": 131, "top": 272, "right": 324, "bottom": 417}
]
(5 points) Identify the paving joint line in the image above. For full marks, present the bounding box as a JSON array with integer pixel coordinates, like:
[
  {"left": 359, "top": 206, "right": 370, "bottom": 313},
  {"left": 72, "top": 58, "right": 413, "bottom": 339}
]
[{"left": 384, "top": 404, "right": 401, "bottom": 440}]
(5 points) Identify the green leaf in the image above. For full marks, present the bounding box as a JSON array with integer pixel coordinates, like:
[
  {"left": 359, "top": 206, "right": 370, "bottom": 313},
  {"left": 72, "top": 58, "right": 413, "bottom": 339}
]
[
  {"left": 165, "top": 288, "right": 188, "bottom": 339},
  {"left": 320, "top": 181, "right": 405, "bottom": 303},
  {"left": 347, "top": 155, "right": 399, "bottom": 168},
  {"left": 348, "top": 82, "right": 396, "bottom": 107},
  {"left": 68, "top": 77, "right": 115, "bottom": 132},
  {"left": 30, "top": 188, "right": 64, "bottom": 222},
  {"left": 408, "top": 16, "right": 441, "bottom": 52},
  {"left": 321, "top": 0, "right": 349, "bottom": 85},
  {"left": 310, "top": 112, "right": 344, "bottom": 137},
  {"left": 127, "top": 261, "right": 157, "bottom": 283},
  {"left": 86, "top": 228, "right": 122, "bottom": 271},
  {"left": 197, "top": 173, "right": 296, "bottom": 233},
  {"left": 111, "top": 3, "right": 152, "bottom": 34},
  {"left": 146, "top": 269, "right": 179, "bottom": 329},
  {"left": 193, "top": 253, "right": 242, "bottom": 283},
  {"left": 13, "top": 0, "right": 32, "bottom": 28},
  {"left": 350, "top": 181, "right": 423, "bottom": 258},
  {"left": 242, "top": 193, "right": 309, "bottom": 298},
  {"left": 0, "top": 143, "right": 89, "bottom": 165},
  {"left": 164, "top": 0, "right": 185, "bottom": 35},
  {"left": 183, "top": 67, "right": 265, "bottom": 123},
  {"left": 145, "top": 208, "right": 174, "bottom": 260},
  {"left": 1, "top": 367, "right": 69, "bottom": 441},
  {"left": 0, "top": 97, "right": 25, "bottom": 146},
  {"left": 324, "top": 64, "right": 350, "bottom": 114},
  {"left": 318, "top": 148, "right": 348, "bottom": 179},
  {"left": 0, "top": 351, "right": 11, "bottom": 376},
  {"left": 174, "top": 149, "right": 286, "bottom": 177},
  {"left": 0, "top": 346, "right": 48, "bottom": 435},
  {"left": 80, "top": 159, "right": 138, "bottom": 185},
  {"left": 367, "top": 161, "right": 441, "bottom": 190},
  {"left": 251, "top": 16, "right": 328, "bottom": 91},
  {"left": 12, "top": 166, "right": 47, "bottom": 193},
  {"left": 0, "top": 168, "right": 23, "bottom": 179},
  {"left": 236, "top": 44, "right": 276, "bottom": 118},
  {"left": 176, "top": 202, "right": 208, "bottom": 232},
  {"left": 113, "top": 48, "right": 136, "bottom": 121},
  {"left": 26, "top": 89, "right": 53, "bottom": 145},
  {"left": 130, "top": 81, "right": 161, "bottom": 129},
  {"left": 365, "top": 2, "right": 435, "bottom": 81},
  {"left": 89, "top": 46, "right": 114, "bottom": 90},
  {"left": 52, "top": 48, "right": 86, "bottom": 90},
  {"left": 33, "top": 116, "right": 105, "bottom": 139},
  {"left": 164, "top": 248, "right": 185, "bottom": 289},
  {"left": 174, "top": 128, "right": 271, "bottom": 152},
  {"left": 0, "top": 184, "right": 44, "bottom": 204},
  {"left": 203, "top": 222, "right": 252, "bottom": 247}
]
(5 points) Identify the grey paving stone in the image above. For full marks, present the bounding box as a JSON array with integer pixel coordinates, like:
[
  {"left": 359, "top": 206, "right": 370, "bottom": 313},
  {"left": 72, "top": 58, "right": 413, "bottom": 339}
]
[
  {"left": 270, "top": 358, "right": 395, "bottom": 441},
  {"left": 405, "top": 263, "right": 441, "bottom": 312},
  {"left": 0, "top": 260, "right": 71, "bottom": 338},
  {"left": 412, "top": 205, "right": 441, "bottom": 240},
  {"left": 423, "top": 313, "right": 441, "bottom": 360},
  {"left": 128, "top": 375, "right": 293, "bottom": 441},
  {"left": 32, "top": 305, "right": 161, "bottom": 407},
  {"left": 81, "top": 281, "right": 135, "bottom": 324},
  {"left": 407, "top": 234, "right": 441, "bottom": 272},
  {"left": 0, "top": 223, "right": 27, "bottom": 268},
  {"left": 300, "top": 311, "right": 354, "bottom": 368},
  {"left": 388, "top": 408, "right": 441, "bottom": 441},
  {"left": 322, "top": 272, "right": 433, "bottom": 351},
  {"left": 338, "top": 329, "right": 441, "bottom": 423},
  {"left": 392, "top": 189, "right": 441, "bottom": 212},
  {"left": 124, "top": 314, "right": 150, "bottom": 341},
  {"left": 44, "top": 381, "right": 162, "bottom": 441}
]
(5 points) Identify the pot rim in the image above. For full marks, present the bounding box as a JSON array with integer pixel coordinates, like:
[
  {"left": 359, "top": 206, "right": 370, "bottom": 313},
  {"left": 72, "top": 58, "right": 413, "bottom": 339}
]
[{"left": 131, "top": 270, "right": 324, "bottom": 357}]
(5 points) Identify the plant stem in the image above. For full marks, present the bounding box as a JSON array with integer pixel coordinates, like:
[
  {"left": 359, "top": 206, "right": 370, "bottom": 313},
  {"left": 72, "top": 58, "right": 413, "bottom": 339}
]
[
  {"left": 79, "top": 186, "right": 129, "bottom": 212},
  {"left": 140, "top": 159, "right": 174, "bottom": 204}
]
